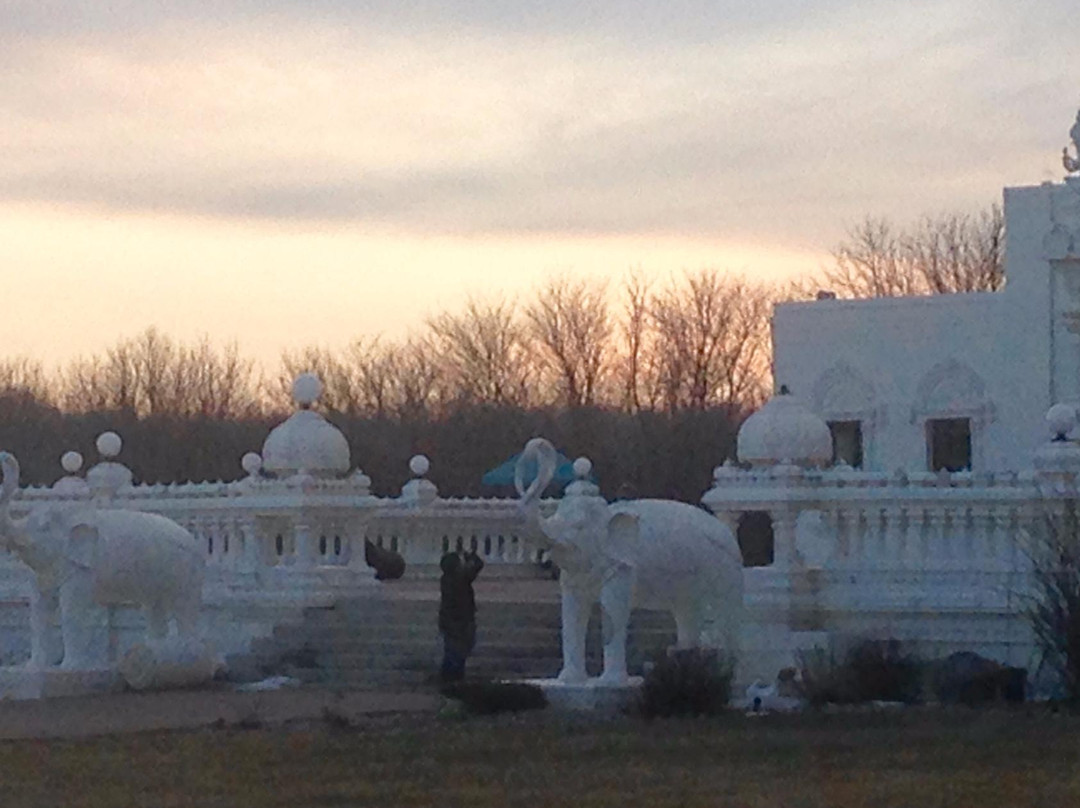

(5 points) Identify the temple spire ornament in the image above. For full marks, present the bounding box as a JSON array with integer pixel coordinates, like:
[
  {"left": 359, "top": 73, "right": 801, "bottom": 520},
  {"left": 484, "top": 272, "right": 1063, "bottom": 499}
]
[{"left": 1064, "top": 109, "right": 1080, "bottom": 175}]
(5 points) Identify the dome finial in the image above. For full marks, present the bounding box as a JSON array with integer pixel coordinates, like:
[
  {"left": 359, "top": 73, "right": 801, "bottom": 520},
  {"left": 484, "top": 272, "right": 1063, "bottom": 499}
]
[
  {"left": 96, "top": 431, "right": 122, "bottom": 458},
  {"left": 573, "top": 457, "right": 592, "bottom": 479},
  {"left": 61, "top": 451, "right": 83, "bottom": 474},
  {"left": 292, "top": 373, "right": 323, "bottom": 410},
  {"left": 1047, "top": 403, "right": 1078, "bottom": 441}
]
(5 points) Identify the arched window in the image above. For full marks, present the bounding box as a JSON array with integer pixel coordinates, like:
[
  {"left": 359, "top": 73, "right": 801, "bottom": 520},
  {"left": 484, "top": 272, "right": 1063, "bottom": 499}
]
[
  {"left": 812, "top": 361, "right": 880, "bottom": 469},
  {"left": 911, "top": 359, "right": 993, "bottom": 472}
]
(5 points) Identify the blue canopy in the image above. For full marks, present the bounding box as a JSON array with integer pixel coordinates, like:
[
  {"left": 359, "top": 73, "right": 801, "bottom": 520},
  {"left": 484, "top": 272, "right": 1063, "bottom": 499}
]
[{"left": 481, "top": 449, "right": 586, "bottom": 491}]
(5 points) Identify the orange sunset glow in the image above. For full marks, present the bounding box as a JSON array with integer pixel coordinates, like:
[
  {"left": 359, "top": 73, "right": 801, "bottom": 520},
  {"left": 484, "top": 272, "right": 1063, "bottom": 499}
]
[{"left": 1, "top": 1, "right": 1076, "bottom": 368}]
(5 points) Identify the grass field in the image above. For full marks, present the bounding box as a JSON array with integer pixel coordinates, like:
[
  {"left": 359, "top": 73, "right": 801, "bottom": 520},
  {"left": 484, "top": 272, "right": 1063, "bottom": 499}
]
[{"left": 1, "top": 707, "right": 1078, "bottom": 807}]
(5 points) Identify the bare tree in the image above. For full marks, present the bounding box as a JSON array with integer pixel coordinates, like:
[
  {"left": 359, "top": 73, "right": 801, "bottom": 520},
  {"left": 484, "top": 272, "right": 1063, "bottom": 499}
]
[
  {"left": 820, "top": 205, "right": 1004, "bottom": 299},
  {"left": 393, "top": 337, "right": 444, "bottom": 421},
  {"left": 617, "top": 271, "right": 653, "bottom": 413},
  {"left": 648, "top": 271, "right": 771, "bottom": 412},
  {"left": 0, "top": 357, "right": 55, "bottom": 404},
  {"left": 173, "top": 339, "right": 260, "bottom": 420},
  {"left": 524, "top": 276, "right": 611, "bottom": 408},
  {"left": 426, "top": 299, "right": 533, "bottom": 408},
  {"left": 130, "top": 327, "right": 177, "bottom": 417}
]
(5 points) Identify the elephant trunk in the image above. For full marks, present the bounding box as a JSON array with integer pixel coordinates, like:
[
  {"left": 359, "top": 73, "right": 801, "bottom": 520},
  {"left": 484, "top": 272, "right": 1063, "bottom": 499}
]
[
  {"left": 0, "top": 452, "right": 25, "bottom": 546},
  {"left": 516, "top": 438, "right": 557, "bottom": 506},
  {"left": 515, "top": 438, "right": 559, "bottom": 546}
]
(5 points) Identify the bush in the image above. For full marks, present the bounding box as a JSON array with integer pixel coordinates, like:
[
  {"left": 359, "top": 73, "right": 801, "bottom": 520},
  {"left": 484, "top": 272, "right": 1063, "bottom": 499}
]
[
  {"left": 798, "top": 639, "right": 923, "bottom": 706},
  {"left": 931, "top": 652, "right": 1026, "bottom": 706},
  {"left": 1026, "top": 501, "right": 1080, "bottom": 703},
  {"left": 640, "top": 649, "right": 734, "bottom": 718},
  {"left": 440, "top": 681, "right": 547, "bottom": 715}
]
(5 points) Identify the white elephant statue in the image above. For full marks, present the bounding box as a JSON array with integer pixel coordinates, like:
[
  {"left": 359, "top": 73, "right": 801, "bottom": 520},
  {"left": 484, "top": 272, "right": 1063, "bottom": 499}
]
[
  {"left": 0, "top": 452, "right": 205, "bottom": 671},
  {"left": 516, "top": 438, "right": 744, "bottom": 685}
]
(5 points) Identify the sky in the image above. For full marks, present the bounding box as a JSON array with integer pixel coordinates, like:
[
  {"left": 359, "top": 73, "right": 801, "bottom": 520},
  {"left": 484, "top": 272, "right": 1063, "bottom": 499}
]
[{"left": 0, "top": 0, "right": 1077, "bottom": 368}]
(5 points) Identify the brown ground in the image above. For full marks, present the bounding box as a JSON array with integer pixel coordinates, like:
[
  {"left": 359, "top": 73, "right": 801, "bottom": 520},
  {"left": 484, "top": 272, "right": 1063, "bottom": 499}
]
[
  {"left": 1, "top": 703, "right": 1079, "bottom": 808},
  {"left": 0, "top": 686, "right": 440, "bottom": 740}
]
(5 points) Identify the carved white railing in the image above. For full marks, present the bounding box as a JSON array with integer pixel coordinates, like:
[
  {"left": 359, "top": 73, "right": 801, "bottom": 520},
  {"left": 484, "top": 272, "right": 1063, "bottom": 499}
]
[
  {"left": 2, "top": 476, "right": 548, "bottom": 589},
  {"left": 704, "top": 463, "right": 1043, "bottom": 571}
]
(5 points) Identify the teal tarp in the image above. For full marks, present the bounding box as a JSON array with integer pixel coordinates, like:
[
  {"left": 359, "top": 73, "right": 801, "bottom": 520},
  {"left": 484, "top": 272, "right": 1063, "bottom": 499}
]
[{"left": 481, "top": 450, "right": 583, "bottom": 490}]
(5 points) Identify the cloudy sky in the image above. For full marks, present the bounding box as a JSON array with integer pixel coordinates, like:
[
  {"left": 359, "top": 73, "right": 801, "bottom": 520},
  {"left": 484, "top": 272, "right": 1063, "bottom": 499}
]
[{"left": 1, "top": 0, "right": 1076, "bottom": 366}]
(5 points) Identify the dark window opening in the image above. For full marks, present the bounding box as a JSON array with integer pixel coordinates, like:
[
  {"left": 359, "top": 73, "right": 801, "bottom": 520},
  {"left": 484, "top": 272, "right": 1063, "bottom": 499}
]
[
  {"left": 737, "top": 511, "right": 774, "bottom": 567},
  {"left": 828, "top": 420, "right": 863, "bottom": 468},
  {"left": 927, "top": 417, "right": 972, "bottom": 472}
]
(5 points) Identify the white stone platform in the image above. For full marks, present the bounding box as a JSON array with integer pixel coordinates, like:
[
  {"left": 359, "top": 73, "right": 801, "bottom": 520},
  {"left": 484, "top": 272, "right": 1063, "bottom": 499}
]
[
  {"left": 521, "top": 677, "right": 643, "bottom": 712},
  {"left": 0, "top": 667, "right": 125, "bottom": 701}
]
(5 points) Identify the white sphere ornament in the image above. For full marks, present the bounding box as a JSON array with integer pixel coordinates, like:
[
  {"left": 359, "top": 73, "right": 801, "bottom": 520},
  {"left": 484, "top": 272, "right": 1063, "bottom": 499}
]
[
  {"left": 61, "top": 451, "right": 83, "bottom": 473},
  {"left": 409, "top": 454, "right": 430, "bottom": 477},
  {"left": 1047, "top": 403, "right": 1078, "bottom": 440},
  {"left": 96, "top": 431, "right": 122, "bottom": 458},
  {"left": 241, "top": 452, "right": 263, "bottom": 475},
  {"left": 292, "top": 374, "right": 323, "bottom": 407},
  {"left": 573, "top": 457, "right": 592, "bottom": 478}
]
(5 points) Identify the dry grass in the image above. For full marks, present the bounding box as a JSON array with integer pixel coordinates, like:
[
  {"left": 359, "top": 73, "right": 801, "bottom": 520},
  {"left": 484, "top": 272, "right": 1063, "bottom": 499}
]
[{"left": 1, "top": 708, "right": 1079, "bottom": 807}]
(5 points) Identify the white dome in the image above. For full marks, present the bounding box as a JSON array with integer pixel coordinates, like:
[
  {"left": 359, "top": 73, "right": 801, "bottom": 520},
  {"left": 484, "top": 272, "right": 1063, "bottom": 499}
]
[
  {"left": 261, "top": 409, "right": 351, "bottom": 478},
  {"left": 737, "top": 391, "right": 833, "bottom": 468}
]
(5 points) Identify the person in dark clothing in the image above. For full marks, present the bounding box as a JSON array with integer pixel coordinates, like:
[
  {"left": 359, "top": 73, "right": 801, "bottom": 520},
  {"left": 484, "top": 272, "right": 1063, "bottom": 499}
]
[{"left": 438, "top": 548, "right": 484, "bottom": 682}]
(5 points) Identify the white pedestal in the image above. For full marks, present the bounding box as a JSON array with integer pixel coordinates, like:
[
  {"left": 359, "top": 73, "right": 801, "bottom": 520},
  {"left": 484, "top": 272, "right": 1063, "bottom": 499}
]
[
  {"left": 522, "top": 677, "right": 644, "bottom": 712},
  {"left": 0, "top": 666, "right": 125, "bottom": 700}
]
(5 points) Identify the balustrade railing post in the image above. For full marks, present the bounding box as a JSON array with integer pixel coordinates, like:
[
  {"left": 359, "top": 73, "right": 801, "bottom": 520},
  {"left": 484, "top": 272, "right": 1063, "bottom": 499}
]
[
  {"left": 770, "top": 508, "right": 799, "bottom": 569},
  {"left": 233, "top": 515, "right": 254, "bottom": 573},
  {"left": 882, "top": 505, "right": 904, "bottom": 566},
  {"left": 294, "top": 518, "right": 315, "bottom": 569},
  {"left": 905, "top": 505, "right": 926, "bottom": 568}
]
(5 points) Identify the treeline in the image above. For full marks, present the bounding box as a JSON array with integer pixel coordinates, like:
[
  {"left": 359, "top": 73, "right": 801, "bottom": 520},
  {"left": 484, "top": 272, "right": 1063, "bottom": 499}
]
[
  {"left": 0, "top": 270, "right": 767, "bottom": 498},
  {"left": 0, "top": 206, "right": 1005, "bottom": 497}
]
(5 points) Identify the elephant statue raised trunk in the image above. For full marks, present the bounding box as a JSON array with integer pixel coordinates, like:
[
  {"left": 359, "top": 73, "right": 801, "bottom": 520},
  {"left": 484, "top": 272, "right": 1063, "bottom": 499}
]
[
  {"left": 516, "top": 438, "right": 744, "bottom": 685},
  {"left": 0, "top": 451, "right": 205, "bottom": 671}
]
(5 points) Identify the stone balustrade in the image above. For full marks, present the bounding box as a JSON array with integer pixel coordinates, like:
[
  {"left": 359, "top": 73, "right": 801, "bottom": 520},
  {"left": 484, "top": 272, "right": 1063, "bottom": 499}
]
[{"left": 0, "top": 476, "right": 550, "bottom": 596}]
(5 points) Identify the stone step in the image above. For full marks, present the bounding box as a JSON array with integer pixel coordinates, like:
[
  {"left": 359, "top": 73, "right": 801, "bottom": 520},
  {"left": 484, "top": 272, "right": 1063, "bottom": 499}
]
[
  {"left": 293, "top": 605, "right": 676, "bottom": 630},
  {"left": 300, "top": 606, "right": 563, "bottom": 628},
  {"left": 248, "top": 628, "right": 676, "bottom": 666},
  {"left": 227, "top": 595, "right": 678, "bottom": 689}
]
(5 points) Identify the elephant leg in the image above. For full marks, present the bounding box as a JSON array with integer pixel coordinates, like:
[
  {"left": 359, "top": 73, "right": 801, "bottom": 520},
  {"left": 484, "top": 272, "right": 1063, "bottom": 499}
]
[
  {"left": 557, "top": 577, "right": 592, "bottom": 683},
  {"left": 59, "top": 571, "right": 106, "bottom": 670},
  {"left": 146, "top": 602, "right": 169, "bottom": 640},
  {"left": 598, "top": 569, "right": 632, "bottom": 685},
  {"left": 674, "top": 599, "right": 702, "bottom": 649},
  {"left": 28, "top": 587, "right": 58, "bottom": 669},
  {"left": 174, "top": 596, "right": 200, "bottom": 641}
]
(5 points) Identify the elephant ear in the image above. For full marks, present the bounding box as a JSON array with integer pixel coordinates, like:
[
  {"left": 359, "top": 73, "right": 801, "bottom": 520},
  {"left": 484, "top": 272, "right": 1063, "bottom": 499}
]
[
  {"left": 67, "top": 522, "right": 98, "bottom": 570},
  {"left": 600, "top": 511, "right": 640, "bottom": 568}
]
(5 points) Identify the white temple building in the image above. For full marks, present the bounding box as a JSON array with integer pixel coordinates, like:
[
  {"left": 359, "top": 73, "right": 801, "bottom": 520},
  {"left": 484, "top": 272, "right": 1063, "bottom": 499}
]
[{"left": 773, "top": 161, "right": 1080, "bottom": 474}]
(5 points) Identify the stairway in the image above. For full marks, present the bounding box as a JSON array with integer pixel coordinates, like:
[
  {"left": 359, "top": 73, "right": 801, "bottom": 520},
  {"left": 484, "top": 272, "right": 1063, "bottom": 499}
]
[{"left": 226, "top": 594, "right": 677, "bottom": 690}]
